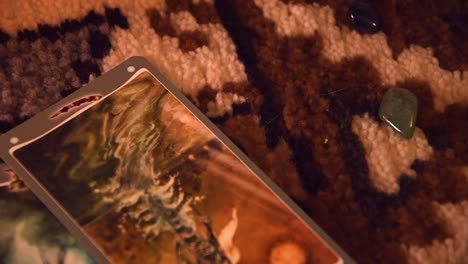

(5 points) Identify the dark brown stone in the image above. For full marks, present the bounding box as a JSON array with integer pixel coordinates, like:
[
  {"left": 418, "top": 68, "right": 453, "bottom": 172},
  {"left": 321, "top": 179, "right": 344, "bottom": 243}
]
[
  {"left": 283, "top": 0, "right": 468, "bottom": 71},
  {"left": 215, "top": 0, "right": 468, "bottom": 263}
]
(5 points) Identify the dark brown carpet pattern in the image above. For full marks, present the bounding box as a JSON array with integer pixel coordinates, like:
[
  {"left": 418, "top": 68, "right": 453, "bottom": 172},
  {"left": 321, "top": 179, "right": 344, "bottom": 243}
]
[{"left": 0, "top": 1, "right": 467, "bottom": 263}]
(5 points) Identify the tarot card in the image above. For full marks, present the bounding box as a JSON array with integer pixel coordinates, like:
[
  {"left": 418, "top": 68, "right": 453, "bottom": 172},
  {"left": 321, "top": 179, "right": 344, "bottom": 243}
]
[
  {"left": 0, "top": 162, "right": 95, "bottom": 264},
  {"left": 0, "top": 57, "right": 354, "bottom": 264}
]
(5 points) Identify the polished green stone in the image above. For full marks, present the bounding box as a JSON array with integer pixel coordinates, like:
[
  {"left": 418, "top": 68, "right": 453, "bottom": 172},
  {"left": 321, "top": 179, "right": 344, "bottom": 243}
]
[{"left": 379, "top": 88, "right": 418, "bottom": 139}]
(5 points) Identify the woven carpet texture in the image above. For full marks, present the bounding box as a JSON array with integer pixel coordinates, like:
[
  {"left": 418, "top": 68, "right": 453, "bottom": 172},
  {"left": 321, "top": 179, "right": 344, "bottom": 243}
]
[{"left": 0, "top": 0, "right": 467, "bottom": 263}]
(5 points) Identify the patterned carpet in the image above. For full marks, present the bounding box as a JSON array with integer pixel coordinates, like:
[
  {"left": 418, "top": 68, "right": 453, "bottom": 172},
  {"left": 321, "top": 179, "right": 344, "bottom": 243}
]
[{"left": 0, "top": 0, "right": 467, "bottom": 263}]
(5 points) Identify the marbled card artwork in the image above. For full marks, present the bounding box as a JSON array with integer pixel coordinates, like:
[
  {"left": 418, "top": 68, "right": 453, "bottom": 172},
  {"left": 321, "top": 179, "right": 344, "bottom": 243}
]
[{"left": 8, "top": 71, "right": 342, "bottom": 264}]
